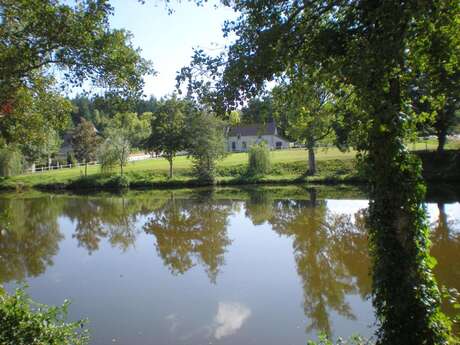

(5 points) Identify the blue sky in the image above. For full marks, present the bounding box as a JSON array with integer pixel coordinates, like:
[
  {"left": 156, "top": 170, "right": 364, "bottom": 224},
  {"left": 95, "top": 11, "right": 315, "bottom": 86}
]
[{"left": 109, "top": 0, "right": 237, "bottom": 98}]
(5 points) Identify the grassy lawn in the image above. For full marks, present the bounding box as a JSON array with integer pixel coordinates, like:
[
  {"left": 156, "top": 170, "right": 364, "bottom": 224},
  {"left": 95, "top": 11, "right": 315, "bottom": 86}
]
[
  {"left": 12, "top": 147, "right": 355, "bottom": 182},
  {"left": 1, "top": 138, "right": 458, "bottom": 191}
]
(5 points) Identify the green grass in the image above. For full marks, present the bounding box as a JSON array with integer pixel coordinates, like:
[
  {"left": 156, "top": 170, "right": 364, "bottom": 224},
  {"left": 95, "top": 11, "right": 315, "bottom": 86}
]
[{"left": 1, "top": 138, "right": 458, "bottom": 191}]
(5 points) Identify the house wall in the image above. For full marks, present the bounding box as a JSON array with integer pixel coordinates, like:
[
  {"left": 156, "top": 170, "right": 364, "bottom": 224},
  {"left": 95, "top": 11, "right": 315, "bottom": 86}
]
[{"left": 227, "top": 135, "right": 290, "bottom": 152}]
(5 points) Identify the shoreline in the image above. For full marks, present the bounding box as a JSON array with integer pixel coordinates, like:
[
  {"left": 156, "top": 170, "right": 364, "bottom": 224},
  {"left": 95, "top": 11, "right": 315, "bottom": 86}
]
[{"left": 1, "top": 150, "right": 459, "bottom": 193}]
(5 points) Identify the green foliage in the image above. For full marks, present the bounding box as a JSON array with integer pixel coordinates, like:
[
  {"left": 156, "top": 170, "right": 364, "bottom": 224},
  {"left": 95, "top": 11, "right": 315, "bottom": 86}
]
[
  {"left": 106, "top": 112, "right": 151, "bottom": 149},
  {"left": 0, "top": 287, "right": 89, "bottom": 345},
  {"left": 248, "top": 142, "right": 271, "bottom": 176},
  {"left": 0, "top": 146, "right": 23, "bottom": 177},
  {"left": 108, "top": 174, "right": 130, "bottom": 190},
  {"left": 272, "top": 69, "right": 338, "bottom": 174},
  {"left": 0, "top": 84, "right": 72, "bottom": 162},
  {"left": 143, "top": 96, "right": 189, "bottom": 178},
  {"left": 102, "top": 128, "right": 131, "bottom": 176},
  {"left": 72, "top": 119, "right": 100, "bottom": 175},
  {"left": 306, "top": 334, "right": 369, "bottom": 345},
  {"left": 97, "top": 140, "right": 119, "bottom": 175},
  {"left": 240, "top": 96, "right": 274, "bottom": 125},
  {"left": 0, "top": 0, "right": 153, "bottom": 105},
  {"left": 408, "top": 0, "right": 460, "bottom": 151},
  {"left": 179, "top": 0, "right": 455, "bottom": 343},
  {"left": 187, "top": 110, "right": 227, "bottom": 182},
  {"left": 67, "top": 152, "right": 77, "bottom": 167}
]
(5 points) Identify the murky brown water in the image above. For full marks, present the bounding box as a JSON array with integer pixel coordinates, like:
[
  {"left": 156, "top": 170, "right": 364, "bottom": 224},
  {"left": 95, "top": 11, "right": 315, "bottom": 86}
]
[{"left": 1, "top": 186, "right": 459, "bottom": 344}]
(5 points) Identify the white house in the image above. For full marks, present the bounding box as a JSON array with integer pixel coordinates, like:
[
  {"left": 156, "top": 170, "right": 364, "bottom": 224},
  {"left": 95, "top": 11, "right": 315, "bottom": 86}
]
[{"left": 227, "top": 121, "right": 291, "bottom": 152}]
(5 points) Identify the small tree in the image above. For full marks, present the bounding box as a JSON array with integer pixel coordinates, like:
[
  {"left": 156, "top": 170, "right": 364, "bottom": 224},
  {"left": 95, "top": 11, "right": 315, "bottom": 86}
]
[
  {"left": 143, "top": 97, "right": 188, "bottom": 178},
  {"left": 97, "top": 140, "right": 118, "bottom": 175},
  {"left": 103, "top": 128, "right": 130, "bottom": 176},
  {"left": 0, "top": 146, "right": 23, "bottom": 177},
  {"left": 273, "top": 70, "right": 336, "bottom": 175},
  {"left": 248, "top": 142, "right": 271, "bottom": 176},
  {"left": 187, "top": 110, "right": 227, "bottom": 183},
  {"left": 72, "top": 118, "right": 99, "bottom": 176},
  {"left": 42, "top": 129, "right": 62, "bottom": 170}
]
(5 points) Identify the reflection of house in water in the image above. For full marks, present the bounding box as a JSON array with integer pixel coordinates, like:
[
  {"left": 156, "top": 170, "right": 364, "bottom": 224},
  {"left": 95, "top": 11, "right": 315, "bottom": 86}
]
[{"left": 227, "top": 121, "right": 291, "bottom": 152}]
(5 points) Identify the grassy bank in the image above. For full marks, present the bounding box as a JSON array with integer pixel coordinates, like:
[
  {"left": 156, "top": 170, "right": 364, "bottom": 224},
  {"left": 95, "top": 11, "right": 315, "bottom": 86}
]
[
  {"left": 0, "top": 148, "right": 360, "bottom": 191},
  {"left": 1, "top": 142, "right": 459, "bottom": 192}
]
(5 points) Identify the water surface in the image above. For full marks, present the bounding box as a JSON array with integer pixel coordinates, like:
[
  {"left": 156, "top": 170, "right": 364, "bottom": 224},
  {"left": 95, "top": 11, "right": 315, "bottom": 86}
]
[{"left": 1, "top": 186, "right": 459, "bottom": 344}]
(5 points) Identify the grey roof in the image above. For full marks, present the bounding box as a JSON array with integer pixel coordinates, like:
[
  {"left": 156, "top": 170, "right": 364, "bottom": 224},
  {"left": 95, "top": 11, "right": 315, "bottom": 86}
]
[{"left": 228, "top": 121, "right": 277, "bottom": 137}]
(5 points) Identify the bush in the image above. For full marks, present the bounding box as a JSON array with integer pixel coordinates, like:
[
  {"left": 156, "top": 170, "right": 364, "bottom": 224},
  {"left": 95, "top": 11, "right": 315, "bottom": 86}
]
[
  {"left": 248, "top": 141, "right": 271, "bottom": 176},
  {"left": 0, "top": 146, "right": 24, "bottom": 177},
  {"left": 0, "top": 287, "right": 89, "bottom": 345},
  {"left": 187, "top": 111, "right": 227, "bottom": 183},
  {"left": 108, "top": 175, "right": 130, "bottom": 189}
]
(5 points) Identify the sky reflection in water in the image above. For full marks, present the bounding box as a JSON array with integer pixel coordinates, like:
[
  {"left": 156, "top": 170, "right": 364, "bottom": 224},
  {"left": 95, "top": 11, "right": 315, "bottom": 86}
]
[{"left": 0, "top": 186, "right": 459, "bottom": 345}]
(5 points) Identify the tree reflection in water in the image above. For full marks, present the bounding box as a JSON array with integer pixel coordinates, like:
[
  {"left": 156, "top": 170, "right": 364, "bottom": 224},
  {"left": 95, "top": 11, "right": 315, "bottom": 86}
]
[
  {"left": 0, "top": 189, "right": 459, "bottom": 340},
  {"left": 0, "top": 196, "right": 63, "bottom": 283},
  {"left": 430, "top": 203, "right": 460, "bottom": 321},
  {"left": 266, "top": 189, "right": 369, "bottom": 336},
  {"left": 63, "top": 195, "right": 166, "bottom": 254},
  {"left": 143, "top": 190, "right": 232, "bottom": 283}
]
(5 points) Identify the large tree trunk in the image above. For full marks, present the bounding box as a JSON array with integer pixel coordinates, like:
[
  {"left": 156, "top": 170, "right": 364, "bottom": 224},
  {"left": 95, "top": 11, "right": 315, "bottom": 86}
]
[{"left": 366, "top": 77, "right": 449, "bottom": 344}]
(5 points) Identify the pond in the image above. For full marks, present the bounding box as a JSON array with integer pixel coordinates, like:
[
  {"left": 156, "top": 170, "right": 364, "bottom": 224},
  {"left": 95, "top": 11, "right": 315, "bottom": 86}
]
[{"left": 1, "top": 185, "right": 459, "bottom": 345}]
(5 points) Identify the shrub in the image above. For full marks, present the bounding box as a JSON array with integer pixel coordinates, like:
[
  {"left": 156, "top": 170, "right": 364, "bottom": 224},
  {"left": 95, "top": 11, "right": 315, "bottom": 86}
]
[
  {"left": 0, "top": 146, "right": 24, "bottom": 177},
  {"left": 0, "top": 287, "right": 89, "bottom": 345},
  {"left": 248, "top": 141, "right": 271, "bottom": 176},
  {"left": 108, "top": 174, "right": 130, "bottom": 189}
]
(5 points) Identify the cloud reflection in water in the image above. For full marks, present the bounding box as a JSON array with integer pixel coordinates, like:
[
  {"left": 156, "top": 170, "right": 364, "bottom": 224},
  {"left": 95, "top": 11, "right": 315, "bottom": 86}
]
[{"left": 213, "top": 302, "right": 251, "bottom": 339}]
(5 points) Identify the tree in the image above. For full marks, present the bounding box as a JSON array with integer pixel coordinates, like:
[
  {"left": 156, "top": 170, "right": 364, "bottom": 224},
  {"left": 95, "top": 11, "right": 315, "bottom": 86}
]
[
  {"left": 0, "top": 0, "right": 153, "bottom": 151},
  {"left": 143, "top": 97, "right": 188, "bottom": 178},
  {"left": 186, "top": 110, "right": 227, "bottom": 182},
  {"left": 0, "top": 83, "right": 72, "bottom": 163},
  {"left": 72, "top": 119, "right": 99, "bottom": 176},
  {"left": 103, "top": 128, "right": 130, "bottom": 176},
  {"left": 272, "top": 70, "right": 336, "bottom": 175},
  {"left": 179, "top": 0, "right": 452, "bottom": 343},
  {"left": 42, "top": 129, "right": 62, "bottom": 170},
  {"left": 240, "top": 96, "right": 274, "bottom": 124},
  {"left": 0, "top": 0, "right": 153, "bottom": 105},
  {"left": 409, "top": 0, "right": 460, "bottom": 152},
  {"left": 107, "top": 112, "right": 151, "bottom": 149}
]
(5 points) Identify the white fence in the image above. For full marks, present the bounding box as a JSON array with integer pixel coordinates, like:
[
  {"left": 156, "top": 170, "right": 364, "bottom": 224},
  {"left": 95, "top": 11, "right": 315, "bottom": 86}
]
[
  {"left": 25, "top": 154, "right": 160, "bottom": 174},
  {"left": 25, "top": 161, "right": 99, "bottom": 174}
]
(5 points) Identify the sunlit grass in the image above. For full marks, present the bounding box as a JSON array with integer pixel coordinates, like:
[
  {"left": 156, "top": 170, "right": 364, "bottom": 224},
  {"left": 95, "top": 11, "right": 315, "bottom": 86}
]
[{"left": 4, "top": 138, "right": 458, "bottom": 188}]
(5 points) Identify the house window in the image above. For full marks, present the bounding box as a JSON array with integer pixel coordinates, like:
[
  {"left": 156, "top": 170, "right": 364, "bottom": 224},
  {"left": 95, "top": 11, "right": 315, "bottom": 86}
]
[
  {"left": 231, "top": 142, "right": 236, "bottom": 151},
  {"left": 276, "top": 141, "right": 282, "bottom": 149},
  {"left": 242, "top": 142, "right": 247, "bottom": 150}
]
